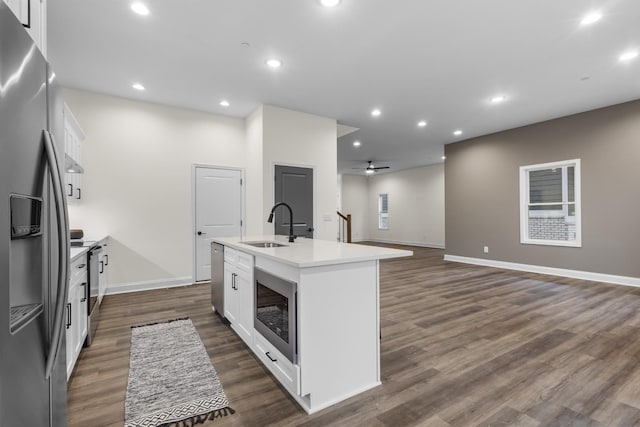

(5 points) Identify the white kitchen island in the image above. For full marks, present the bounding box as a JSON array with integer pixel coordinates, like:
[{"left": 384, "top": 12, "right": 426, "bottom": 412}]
[{"left": 211, "top": 235, "right": 412, "bottom": 414}]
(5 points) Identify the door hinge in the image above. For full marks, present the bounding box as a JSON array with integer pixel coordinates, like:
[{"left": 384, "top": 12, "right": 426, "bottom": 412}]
[
  {"left": 240, "top": 220, "right": 243, "bottom": 226},
  {"left": 240, "top": 178, "right": 243, "bottom": 185}
]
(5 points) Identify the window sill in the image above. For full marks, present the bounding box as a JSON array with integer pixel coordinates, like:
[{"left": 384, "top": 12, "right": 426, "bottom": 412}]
[{"left": 520, "top": 239, "right": 582, "bottom": 248}]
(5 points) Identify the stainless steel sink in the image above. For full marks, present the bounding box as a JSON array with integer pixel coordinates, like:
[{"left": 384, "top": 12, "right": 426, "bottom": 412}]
[{"left": 241, "top": 241, "right": 288, "bottom": 248}]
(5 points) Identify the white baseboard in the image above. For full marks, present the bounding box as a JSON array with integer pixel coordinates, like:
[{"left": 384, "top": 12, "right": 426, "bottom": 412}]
[
  {"left": 443, "top": 255, "right": 640, "bottom": 288},
  {"left": 365, "top": 238, "right": 445, "bottom": 249},
  {"left": 105, "top": 276, "right": 194, "bottom": 295}
]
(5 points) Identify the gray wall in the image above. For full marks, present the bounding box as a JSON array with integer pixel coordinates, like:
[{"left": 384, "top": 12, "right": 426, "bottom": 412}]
[{"left": 445, "top": 98, "right": 640, "bottom": 278}]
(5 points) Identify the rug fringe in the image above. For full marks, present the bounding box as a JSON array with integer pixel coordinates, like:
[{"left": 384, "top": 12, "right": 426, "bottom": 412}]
[
  {"left": 131, "top": 317, "right": 190, "bottom": 329},
  {"left": 158, "top": 407, "right": 236, "bottom": 427}
]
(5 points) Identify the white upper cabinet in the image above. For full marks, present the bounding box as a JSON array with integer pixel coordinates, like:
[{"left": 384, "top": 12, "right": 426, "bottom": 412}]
[
  {"left": 3, "top": 0, "right": 47, "bottom": 57},
  {"left": 63, "top": 103, "right": 85, "bottom": 203}
]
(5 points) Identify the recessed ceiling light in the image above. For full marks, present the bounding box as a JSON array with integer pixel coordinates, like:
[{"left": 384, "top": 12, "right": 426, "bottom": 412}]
[
  {"left": 417, "top": 120, "right": 427, "bottom": 127},
  {"left": 220, "top": 100, "right": 230, "bottom": 107},
  {"left": 371, "top": 109, "right": 381, "bottom": 117},
  {"left": 131, "top": 2, "right": 149, "bottom": 15},
  {"left": 490, "top": 95, "right": 506, "bottom": 103},
  {"left": 132, "top": 83, "right": 145, "bottom": 91},
  {"left": 441, "top": 156, "right": 447, "bottom": 160},
  {"left": 619, "top": 50, "right": 638, "bottom": 62},
  {"left": 581, "top": 11, "right": 601, "bottom": 26},
  {"left": 319, "top": 0, "right": 341, "bottom": 7},
  {"left": 353, "top": 141, "right": 361, "bottom": 147},
  {"left": 266, "top": 59, "right": 283, "bottom": 69},
  {"left": 453, "top": 130, "right": 463, "bottom": 136}
]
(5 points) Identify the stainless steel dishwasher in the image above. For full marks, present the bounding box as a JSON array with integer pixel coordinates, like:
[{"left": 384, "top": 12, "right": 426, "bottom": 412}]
[{"left": 211, "top": 242, "right": 225, "bottom": 319}]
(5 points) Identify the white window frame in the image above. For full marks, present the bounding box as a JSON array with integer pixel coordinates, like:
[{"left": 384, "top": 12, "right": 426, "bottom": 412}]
[
  {"left": 519, "top": 159, "right": 581, "bottom": 247},
  {"left": 378, "top": 193, "right": 389, "bottom": 230}
]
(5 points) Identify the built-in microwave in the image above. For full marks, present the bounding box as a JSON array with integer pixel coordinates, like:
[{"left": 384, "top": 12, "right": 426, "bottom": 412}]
[{"left": 254, "top": 267, "right": 297, "bottom": 364}]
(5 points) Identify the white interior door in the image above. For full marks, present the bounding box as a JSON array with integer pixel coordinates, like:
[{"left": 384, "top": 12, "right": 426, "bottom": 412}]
[{"left": 195, "top": 166, "right": 243, "bottom": 281}]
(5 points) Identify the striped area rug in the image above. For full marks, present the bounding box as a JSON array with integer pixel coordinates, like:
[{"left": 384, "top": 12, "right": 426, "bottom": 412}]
[{"left": 125, "top": 318, "right": 234, "bottom": 427}]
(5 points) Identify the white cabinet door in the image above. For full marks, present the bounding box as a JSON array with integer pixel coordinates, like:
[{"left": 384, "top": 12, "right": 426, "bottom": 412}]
[
  {"left": 3, "top": 0, "right": 46, "bottom": 56},
  {"left": 235, "top": 262, "right": 253, "bottom": 344},
  {"left": 66, "top": 257, "right": 88, "bottom": 381},
  {"left": 65, "top": 281, "right": 76, "bottom": 380},
  {"left": 63, "top": 104, "right": 84, "bottom": 204},
  {"left": 223, "top": 251, "right": 254, "bottom": 345},
  {"left": 73, "top": 273, "right": 87, "bottom": 357},
  {"left": 224, "top": 262, "right": 238, "bottom": 324},
  {"left": 77, "top": 278, "right": 88, "bottom": 345},
  {"left": 98, "top": 241, "right": 109, "bottom": 303}
]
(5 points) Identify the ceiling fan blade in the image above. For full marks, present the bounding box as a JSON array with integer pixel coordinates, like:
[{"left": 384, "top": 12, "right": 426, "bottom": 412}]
[{"left": 373, "top": 166, "right": 390, "bottom": 170}]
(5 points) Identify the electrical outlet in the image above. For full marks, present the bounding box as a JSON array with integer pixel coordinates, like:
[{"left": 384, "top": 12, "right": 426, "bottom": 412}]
[{"left": 483, "top": 246, "right": 489, "bottom": 254}]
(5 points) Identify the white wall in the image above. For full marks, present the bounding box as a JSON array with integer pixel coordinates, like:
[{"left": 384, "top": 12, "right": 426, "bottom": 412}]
[
  {"left": 340, "top": 174, "right": 369, "bottom": 242},
  {"left": 245, "top": 106, "right": 264, "bottom": 236},
  {"left": 261, "top": 105, "right": 338, "bottom": 240},
  {"left": 63, "top": 88, "right": 246, "bottom": 287},
  {"left": 340, "top": 164, "right": 445, "bottom": 248}
]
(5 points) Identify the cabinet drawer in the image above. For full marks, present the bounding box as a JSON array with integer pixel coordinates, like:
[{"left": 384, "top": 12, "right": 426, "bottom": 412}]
[
  {"left": 254, "top": 330, "right": 300, "bottom": 395},
  {"left": 237, "top": 252, "right": 254, "bottom": 272},
  {"left": 224, "top": 247, "right": 238, "bottom": 264},
  {"left": 70, "top": 255, "right": 87, "bottom": 283}
]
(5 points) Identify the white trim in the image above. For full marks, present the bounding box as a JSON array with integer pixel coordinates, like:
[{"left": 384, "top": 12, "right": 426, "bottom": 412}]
[
  {"left": 105, "top": 276, "right": 194, "bottom": 295},
  {"left": 291, "top": 381, "right": 382, "bottom": 415},
  {"left": 443, "top": 255, "right": 640, "bottom": 288},
  {"left": 367, "top": 238, "right": 445, "bottom": 249},
  {"left": 519, "top": 159, "right": 581, "bottom": 247},
  {"left": 191, "top": 164, "right": 246, "bottom": 282}
]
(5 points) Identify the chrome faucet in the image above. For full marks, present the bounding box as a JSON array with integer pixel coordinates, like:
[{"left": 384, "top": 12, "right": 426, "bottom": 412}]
[{"left": 268, "top": 202, "right": 296, "bottom": 242}]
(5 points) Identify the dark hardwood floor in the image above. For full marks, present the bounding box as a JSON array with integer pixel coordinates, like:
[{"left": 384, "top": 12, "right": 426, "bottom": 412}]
[{"left": 67, "top": 245, "right": 640, "bottom": 426}]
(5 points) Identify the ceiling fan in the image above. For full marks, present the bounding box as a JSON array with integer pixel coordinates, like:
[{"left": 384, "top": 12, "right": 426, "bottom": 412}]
[{"left": 352, "top": 161, "right": 390, "bottom": 174}]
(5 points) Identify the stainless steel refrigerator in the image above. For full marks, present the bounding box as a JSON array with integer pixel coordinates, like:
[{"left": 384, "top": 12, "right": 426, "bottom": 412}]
[{"left": 1, "top": 3, "right": 70, "bottom": 426}]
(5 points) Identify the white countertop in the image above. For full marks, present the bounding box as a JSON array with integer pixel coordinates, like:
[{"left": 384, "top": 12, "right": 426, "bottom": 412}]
[
  {"left": 211, "top": 235, "right": 413, "bottom": 268},
  {"left": 70, "top": 246, "right": 89, "bottom": 261},
  {"left": 69, "top": 234, "right": 109, "bottom": 261}
]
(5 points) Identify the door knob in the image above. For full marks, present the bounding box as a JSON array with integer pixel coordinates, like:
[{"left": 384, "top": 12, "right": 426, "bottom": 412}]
[
  {"left": 197, "top": 231, "right": 206, "bottom": 236},
  {"left": 307, "top": 227, "right": 314, "bottom": 232}
]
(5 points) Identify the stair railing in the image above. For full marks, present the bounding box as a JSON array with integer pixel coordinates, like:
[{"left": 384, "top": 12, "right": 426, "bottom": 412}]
[{"left": 337, "top": 211, "right": 352, "bottom": 243}]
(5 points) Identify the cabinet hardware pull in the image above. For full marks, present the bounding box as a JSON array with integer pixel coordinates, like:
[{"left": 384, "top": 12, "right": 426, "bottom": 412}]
[
  {"left": 104, "top": 255, "right": 109, "bottom": 266},
  {"left": 232, "top": 273, "right": 237, "bottom": 290},
  {"left": 67, "top": 183, "right": 73, "bottom": 197},
  {"left": 76, "top": 188, "right": 81, "bottom": 200},
  {"left": 266, "top": 352, "right": 277, "bottom": 362},
  {"left": 80, "top": 283, "right": 87, "bottom": 302},
  {"left": 77, "top": 264, "right": 86, "bottom": 269},
  {"left": 66, "top": 303, "right": 72, "bottom": 329},
  {"left": 99, "top": 261, "right": 104, "bottom": 274}
]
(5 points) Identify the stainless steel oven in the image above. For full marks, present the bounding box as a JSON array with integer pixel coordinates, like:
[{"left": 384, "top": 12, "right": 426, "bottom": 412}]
[{"left": 254, "top": 268, "right": 297, "bottom": 363}]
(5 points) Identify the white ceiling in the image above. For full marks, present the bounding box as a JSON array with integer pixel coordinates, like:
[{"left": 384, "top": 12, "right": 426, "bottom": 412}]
[{"left": 47, "top": 0, "right": 640, "bottom": 175}]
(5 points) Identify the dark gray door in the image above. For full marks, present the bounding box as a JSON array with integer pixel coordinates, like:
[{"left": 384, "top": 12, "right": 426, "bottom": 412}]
[{"left": 274, "top": 165, "right": 314, "bottom": 238}]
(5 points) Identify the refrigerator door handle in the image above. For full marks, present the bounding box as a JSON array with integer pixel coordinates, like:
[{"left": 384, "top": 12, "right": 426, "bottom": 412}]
[{"left": 43, "top": 130, "right": 71, "bottom": 380}]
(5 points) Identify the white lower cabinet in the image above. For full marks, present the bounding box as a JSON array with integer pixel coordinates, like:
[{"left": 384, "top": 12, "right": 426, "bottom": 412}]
[
  {"left": 223, "top": 249, "right": 253, "bottom": 345},
  {"left": 97, "top": 239, "right": 109, "bottom": 302},
  {"left": 66, "top": 256, "right": 88, "bottom": 381},
  {"left": 254, "top": 331, "right": 300, "bottom": 395}
]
